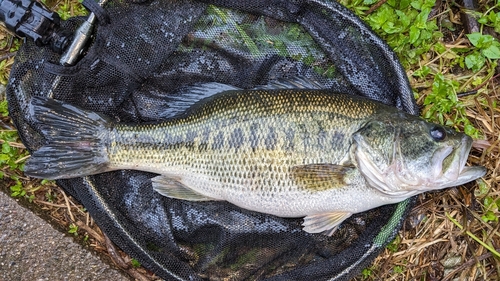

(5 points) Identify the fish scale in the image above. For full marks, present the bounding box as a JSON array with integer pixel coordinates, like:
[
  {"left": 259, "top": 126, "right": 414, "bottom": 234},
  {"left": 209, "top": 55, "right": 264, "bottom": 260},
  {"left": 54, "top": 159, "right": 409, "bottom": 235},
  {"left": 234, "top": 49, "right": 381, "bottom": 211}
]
[
  {"left": 25, "top": 86, "right": 486, "bottom": 235},
  {"left": 108, "top": 91, "right": 367, "bottom": 179}
]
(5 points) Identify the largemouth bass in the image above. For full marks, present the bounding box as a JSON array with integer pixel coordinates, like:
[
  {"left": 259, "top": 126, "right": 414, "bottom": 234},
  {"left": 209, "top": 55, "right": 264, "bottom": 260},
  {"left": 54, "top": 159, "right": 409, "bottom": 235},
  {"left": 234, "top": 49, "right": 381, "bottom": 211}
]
[{"left": 25, "top": 83, "right": 486, "bottom": 235}]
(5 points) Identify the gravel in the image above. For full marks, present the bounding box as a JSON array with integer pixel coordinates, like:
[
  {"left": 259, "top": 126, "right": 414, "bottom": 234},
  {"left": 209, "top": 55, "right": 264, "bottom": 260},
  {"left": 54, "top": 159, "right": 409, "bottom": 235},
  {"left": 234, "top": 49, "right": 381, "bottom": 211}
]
[{"left": 0, "top": 191, "right": 130, "bottom": 281}]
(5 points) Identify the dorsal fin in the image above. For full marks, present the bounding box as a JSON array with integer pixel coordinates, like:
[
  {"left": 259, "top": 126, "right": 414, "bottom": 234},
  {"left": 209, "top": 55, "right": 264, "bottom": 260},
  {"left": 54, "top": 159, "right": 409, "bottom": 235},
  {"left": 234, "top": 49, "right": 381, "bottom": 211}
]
[
  {"left": 163, "top": 77, "right": 324, "bottom": 118},
  {"left": 163, "top": 82, "right": 241, "bottom": 118}
]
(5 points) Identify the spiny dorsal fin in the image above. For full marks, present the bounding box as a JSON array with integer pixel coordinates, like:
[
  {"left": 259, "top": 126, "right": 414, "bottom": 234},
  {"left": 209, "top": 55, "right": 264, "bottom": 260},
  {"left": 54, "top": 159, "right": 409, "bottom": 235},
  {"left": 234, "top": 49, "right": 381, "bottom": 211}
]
[
  {"left": 165, "top": 77, "right": 323, "bottom": 118},
  {"left": 163, "top": 82, "right": 241, "bottom": 118}
]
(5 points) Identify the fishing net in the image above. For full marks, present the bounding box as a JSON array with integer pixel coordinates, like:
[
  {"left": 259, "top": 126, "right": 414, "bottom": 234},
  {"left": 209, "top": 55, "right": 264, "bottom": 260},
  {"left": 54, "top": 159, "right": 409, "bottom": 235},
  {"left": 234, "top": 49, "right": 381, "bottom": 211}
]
[{"left": 7, "top": 0, "right": 418, "bottom": 279}]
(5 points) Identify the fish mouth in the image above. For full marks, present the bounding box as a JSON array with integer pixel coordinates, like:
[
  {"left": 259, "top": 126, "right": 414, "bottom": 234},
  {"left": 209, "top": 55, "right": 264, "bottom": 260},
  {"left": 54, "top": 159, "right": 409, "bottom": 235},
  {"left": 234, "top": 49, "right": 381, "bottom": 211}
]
[
  {"left": 354, "top": 133, "right": 486, "bottom": 198},
  {"left": 431, "top": 136, "right": 486, "bottom": 189}
]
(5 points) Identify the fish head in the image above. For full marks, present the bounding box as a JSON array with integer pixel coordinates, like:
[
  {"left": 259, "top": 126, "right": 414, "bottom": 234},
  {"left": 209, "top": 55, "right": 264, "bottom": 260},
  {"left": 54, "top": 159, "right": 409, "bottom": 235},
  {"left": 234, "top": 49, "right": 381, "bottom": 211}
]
[{"left": 352, "top": 113, "right": 486, "bottom": 198}]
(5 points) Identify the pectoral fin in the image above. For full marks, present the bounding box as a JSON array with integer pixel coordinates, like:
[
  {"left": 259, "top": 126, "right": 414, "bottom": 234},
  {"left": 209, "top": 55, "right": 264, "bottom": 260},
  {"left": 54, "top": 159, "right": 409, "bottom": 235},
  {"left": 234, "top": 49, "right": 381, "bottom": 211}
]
[
  {"left": 291, "top": 164, "right": 354, "bottom": 191},
  {"left": 302, "top": 212, "right": 352, "bottom": 236},
  {"left": 152, "top": 176, "right": 217, "bottom": 201}
]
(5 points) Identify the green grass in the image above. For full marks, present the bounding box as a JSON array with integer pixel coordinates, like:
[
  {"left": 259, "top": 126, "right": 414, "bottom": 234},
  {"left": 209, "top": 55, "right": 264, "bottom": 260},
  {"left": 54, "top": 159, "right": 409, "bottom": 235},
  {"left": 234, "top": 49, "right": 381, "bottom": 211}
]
[
  {"left": 41, "top": 0, "right": 88, "bottom": 20},
  {"left": 0, "top": 99, "right": 31, "bottom": 198},
  {"left": 341, "top": 0, "right": 442, "bottom": 68},
  {"left": 342, "top": 0, "right": 498, "bottom": 138}
]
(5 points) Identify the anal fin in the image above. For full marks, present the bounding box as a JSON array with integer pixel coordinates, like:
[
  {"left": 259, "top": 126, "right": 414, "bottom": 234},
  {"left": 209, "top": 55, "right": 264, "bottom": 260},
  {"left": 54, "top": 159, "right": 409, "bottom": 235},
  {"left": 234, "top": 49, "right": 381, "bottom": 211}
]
[
  {"left": 152, "top": 176, "right": 217, "bottom": 201},
  {"left": 302, "top": 212, "right": 352, "bottom": 236}
]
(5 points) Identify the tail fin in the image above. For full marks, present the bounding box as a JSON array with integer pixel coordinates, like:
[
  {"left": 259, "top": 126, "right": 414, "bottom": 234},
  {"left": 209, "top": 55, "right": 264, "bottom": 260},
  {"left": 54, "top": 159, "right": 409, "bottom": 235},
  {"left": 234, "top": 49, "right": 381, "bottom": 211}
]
[{"left": 24, "top": 97, "right": 112, "bottom": 180}]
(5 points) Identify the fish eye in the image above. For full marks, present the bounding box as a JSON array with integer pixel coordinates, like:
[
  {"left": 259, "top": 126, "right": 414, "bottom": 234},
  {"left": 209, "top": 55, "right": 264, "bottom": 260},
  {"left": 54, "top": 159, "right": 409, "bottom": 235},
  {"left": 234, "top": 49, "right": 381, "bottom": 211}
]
[{"left": 430, "top": 126, "right": 446, "bottom": 141}]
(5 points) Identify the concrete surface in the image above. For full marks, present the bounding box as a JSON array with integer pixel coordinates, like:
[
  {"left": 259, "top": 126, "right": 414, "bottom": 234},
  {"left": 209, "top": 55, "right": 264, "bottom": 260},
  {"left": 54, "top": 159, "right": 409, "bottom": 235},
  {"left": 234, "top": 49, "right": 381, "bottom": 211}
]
[{"left": 0, "top": 190, "right": 130, "bottom": 281}]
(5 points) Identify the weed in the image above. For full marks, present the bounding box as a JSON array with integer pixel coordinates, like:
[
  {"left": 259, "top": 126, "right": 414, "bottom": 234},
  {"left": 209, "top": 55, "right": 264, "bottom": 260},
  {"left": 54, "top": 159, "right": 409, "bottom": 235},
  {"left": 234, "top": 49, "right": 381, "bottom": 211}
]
[
  {"left": 131, "top": 258, "right": 141, "bottom": 268},
  {"left": 68, "top": 223, "right": 79, "bottom": 236},
  {"left": 420, "top": 73, "right": 481, "bottom": 138},
  {"left": 0, "top": 132, "right": 27, "bottom": 172},
  {"left": 53, "top": 0, "right": 88, "bottom": 20},
  {"left": 45, "top": 190, "right": 56, "bottom": 202},
  {"left": 474, "top": 4, "right": 500, "bottom": 33},
  {"left": 9, "top": 177, "right": 25, "bottom": 197},
  {"left": 464, "top": 33, "right": 500, "bottom": 72},
  {"left": 393, "top": 265, "right": 404, "bottom": 274},
  {"left": 386, "top": 235, "right": 401, "bottom": 253},
  {"left": 342, "top": 0, "right": 442, "bottom": 68},
  {"left": 57, "top": 2, "right": 72, "bottom": 20},
  {"left": 474, "top": 179, "right": 489, "bottom": 197},
  {"left": 0, "top": 99, "right": 30, "bottom": 200},
  {"left": 361, "top": 267, "right": 373, "bottom": 279},
  {"left": 481, "top": 195, "right": 500, "bottom": 223}
]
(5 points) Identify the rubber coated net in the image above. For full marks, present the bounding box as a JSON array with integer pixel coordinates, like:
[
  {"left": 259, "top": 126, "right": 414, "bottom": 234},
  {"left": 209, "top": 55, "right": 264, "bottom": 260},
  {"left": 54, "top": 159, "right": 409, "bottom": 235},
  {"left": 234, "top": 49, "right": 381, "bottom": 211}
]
[{"left": 7, "top": 0, "right": 417, "bottom": 280}]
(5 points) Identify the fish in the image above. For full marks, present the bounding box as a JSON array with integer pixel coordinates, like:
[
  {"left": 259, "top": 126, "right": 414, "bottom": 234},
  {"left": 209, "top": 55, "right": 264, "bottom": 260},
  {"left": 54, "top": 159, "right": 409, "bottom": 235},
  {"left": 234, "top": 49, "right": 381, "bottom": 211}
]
[{"left": 24, "top": 80, "right": 486, "bottom": 236}]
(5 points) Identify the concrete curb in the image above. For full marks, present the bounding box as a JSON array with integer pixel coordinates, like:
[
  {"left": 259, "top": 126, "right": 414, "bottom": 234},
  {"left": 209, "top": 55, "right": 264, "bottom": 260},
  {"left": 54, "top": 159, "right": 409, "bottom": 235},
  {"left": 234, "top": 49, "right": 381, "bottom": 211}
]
[{"left": 0, "top": 191, "right": 130, "bottom": 281}]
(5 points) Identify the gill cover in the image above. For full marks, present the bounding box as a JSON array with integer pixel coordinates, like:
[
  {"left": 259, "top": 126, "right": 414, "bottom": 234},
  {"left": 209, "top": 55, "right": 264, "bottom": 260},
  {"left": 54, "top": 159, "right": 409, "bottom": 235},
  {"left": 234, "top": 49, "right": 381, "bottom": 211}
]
[{"left": 351, "top": 118, "right": 417, "bottom": 198}]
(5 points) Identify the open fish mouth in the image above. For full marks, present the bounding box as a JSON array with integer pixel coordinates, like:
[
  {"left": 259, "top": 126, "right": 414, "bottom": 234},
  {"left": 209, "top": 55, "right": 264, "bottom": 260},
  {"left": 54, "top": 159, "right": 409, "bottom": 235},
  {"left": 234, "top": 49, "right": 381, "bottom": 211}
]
[
  {"left": 431, "top": 136, "right": 486, "bottom": 189},
  {"left": 355, "top": 133, "right": 486, "bottom": 197}
]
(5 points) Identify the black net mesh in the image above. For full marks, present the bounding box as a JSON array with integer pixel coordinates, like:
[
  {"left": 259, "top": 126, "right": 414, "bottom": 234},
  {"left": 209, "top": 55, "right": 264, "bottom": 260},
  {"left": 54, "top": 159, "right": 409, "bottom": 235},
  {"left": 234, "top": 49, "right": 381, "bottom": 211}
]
[{"left": 7, "top": 0, "right": 418, "bottom": 280}]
